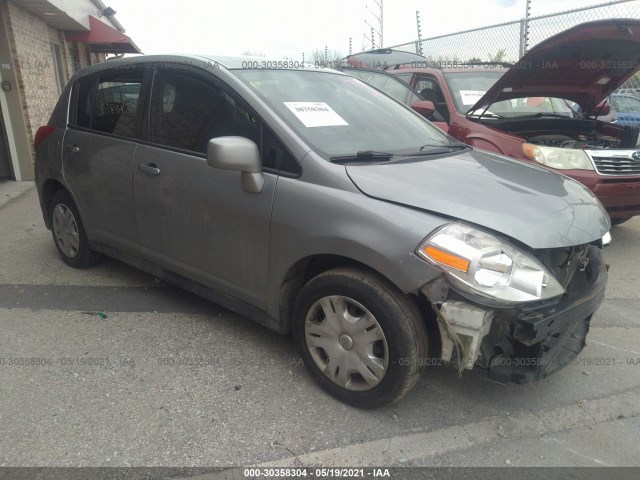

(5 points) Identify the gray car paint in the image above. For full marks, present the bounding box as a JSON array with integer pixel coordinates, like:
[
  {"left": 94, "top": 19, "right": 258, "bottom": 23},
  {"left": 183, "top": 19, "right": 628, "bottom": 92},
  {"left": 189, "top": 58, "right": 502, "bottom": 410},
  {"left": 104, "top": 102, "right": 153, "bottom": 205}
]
[
  {"left": 345, "top": 149, "right": 610, "bottom": 249},
  {"left": 263, "top": 149, "right": 449, "bottom": 320},
  {"left": 35, "top": 54, "right": 609, "bottom": 333},
  {"left": 133, "top": 143, "right": 277, "bottom": 309},
  {"left": 63, "top": 129, "right": 140, "bottom": 256}
]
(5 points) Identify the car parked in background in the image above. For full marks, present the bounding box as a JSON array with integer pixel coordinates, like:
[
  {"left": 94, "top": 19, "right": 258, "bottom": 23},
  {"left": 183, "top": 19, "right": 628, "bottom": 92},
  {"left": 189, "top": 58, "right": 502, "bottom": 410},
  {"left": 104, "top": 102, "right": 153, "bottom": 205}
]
[
  {"left": 35, "top": 54, "right": 610, "bottom": 409},
  {"left": 610, "top": 93, "right": 640, "bottom": 127},
  {"left": 344, "top": 48, "right": 428, "bottom": 70},
  {"left": 617, "top": 87, "right": 640, "bottom": 98},
  {"left": 356, "top": 20, "right": 640, "bottom": 225},
  {"left": 343, "top": 67, "right": 448, "bottom": 130}
]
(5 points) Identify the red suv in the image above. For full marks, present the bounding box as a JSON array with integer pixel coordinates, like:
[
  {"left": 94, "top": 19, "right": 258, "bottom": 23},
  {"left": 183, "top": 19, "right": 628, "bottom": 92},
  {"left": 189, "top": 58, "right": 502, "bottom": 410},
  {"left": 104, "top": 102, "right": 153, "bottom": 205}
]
[{"left": 354, "top": 20, "right": 640, "bottom": 225}]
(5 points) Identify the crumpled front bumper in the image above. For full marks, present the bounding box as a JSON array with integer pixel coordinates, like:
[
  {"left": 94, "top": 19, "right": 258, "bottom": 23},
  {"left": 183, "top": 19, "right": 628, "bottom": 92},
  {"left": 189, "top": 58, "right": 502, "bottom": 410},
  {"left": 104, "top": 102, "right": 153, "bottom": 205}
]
[
  {"left": 488, "top": 245, "right": 607, "bottom": 384},
  {"left": 424, "top": 245, "right": 608, "bottom": 384}
]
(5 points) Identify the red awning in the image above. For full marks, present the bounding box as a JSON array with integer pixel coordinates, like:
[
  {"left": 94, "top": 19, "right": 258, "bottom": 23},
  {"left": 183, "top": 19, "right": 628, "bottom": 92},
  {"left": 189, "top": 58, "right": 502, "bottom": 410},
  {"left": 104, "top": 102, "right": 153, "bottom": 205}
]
[{"left": 66, "top": 16, "right": 142, "bottom": 54}]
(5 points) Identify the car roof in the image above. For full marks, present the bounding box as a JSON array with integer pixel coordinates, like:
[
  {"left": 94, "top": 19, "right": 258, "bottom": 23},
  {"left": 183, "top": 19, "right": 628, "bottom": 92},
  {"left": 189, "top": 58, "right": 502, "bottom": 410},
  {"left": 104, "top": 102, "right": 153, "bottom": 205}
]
[
  {"left": 69, "top": 54, "right": 329, "bottom": 79},
  {"left": 199, "top": 55, "right": 320, "bottom": 69},
  {"left": 387, "top": 64, "right": 509, "bottom": 74},
  {"left": 345, "top": 49, "right": 428, "bottom": 68}
]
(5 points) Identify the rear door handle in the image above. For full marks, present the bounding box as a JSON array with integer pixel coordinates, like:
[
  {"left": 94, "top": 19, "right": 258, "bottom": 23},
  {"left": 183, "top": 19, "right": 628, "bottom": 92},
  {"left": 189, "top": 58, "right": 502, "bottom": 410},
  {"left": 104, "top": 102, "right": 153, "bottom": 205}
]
[
  {"left": 64, "top": 144, "right": 80, "bottom": 153},
  {"left": 138, "top": 163, "right": 160, "bottom": 176}
]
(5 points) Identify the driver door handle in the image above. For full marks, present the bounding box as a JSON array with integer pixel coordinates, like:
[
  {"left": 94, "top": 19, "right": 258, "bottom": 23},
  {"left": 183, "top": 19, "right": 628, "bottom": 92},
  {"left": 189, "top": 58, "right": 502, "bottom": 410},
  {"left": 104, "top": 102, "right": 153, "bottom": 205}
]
[{"left": 138, "top": 163, "right": 160, "bottom": 176}]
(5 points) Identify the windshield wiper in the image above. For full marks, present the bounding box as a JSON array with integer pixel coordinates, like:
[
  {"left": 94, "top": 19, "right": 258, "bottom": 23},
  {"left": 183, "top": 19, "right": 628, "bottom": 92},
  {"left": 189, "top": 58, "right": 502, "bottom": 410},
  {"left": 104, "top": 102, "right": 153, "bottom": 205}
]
[
  {"left": 329, "top": 150, "right": 394, "bottom": 163},
  {"left": 467, "top": 110, "right": 503, "bottom": 119},
  {"left": 515, "top": 112, "right": 572, "bottom": 119},
  {"left": 419, "top": 142, "right": 468, "bottom": 151}
]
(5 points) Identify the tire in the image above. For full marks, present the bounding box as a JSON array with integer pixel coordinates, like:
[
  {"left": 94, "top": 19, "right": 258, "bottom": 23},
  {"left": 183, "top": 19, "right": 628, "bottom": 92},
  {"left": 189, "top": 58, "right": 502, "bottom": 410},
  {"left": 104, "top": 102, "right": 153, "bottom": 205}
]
[
  {"left": 292, "top": 266, "right": 428, "bottom": 409},
  {"left": 49, "top": 190, "right": 101, "bottom": 268},
  {"left": 611, "top": 217, "right": 632, "bottom": 227}
]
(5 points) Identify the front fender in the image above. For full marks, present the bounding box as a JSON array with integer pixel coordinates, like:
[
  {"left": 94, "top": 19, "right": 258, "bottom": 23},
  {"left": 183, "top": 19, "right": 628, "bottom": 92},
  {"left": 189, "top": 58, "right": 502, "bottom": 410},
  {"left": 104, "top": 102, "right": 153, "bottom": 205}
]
[{"left": 266, "top": 175, "right": 448, "bottom": 320}]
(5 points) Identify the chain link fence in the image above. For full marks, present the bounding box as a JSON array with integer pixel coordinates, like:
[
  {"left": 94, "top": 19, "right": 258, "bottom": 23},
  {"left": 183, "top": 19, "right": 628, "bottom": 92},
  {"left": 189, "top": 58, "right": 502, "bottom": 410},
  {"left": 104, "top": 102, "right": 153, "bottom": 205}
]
[{"left": 387, "top": 0, "right": 640, "bottom": 94}]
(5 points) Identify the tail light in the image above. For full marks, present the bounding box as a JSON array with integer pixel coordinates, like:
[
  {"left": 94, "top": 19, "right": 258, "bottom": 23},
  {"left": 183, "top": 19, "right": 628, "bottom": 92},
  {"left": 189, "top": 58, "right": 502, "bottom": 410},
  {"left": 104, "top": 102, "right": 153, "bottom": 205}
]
[{"left": 34, "top": 126, "right": 57, "bottom": 149}]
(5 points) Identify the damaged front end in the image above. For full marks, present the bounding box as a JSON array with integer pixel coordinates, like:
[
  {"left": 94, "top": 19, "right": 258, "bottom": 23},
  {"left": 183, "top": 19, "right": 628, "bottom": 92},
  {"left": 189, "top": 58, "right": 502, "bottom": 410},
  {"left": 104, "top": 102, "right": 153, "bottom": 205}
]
[{"left": 418, "top": 224, "right": 608, "bottom": 384}]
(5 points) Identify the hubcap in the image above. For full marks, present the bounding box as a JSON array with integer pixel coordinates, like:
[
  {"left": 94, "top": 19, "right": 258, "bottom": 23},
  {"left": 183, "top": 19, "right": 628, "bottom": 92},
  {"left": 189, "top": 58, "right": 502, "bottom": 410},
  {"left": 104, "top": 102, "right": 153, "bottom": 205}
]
[
  {"left": 52, "top": 203, "right": 80, "bottom": 258},
  {"left": 339, "top": 334, "right": 354, "bottom": 350},
  {"left": 304, "top": 295, "right": 388, "bottom": 391}
]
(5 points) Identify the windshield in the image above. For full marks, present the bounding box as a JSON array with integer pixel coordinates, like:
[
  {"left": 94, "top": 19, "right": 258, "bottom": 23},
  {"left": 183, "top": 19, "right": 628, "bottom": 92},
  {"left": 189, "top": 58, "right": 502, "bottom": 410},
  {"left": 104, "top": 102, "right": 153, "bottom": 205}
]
[
  {"left": 445, "top": 71, "right": 575, "bottom": 119},
  {"left": 233, "top": 70, "right": 450, "bottom": 158},
  {"left": 444, "top": 71, "right": 503, "bottom": 112},
  {"left": 611, "top": 95, "right": 640, "bottom": 113},
  {"left": 345, "top": 69, "right": 422, "bottom": 106}
]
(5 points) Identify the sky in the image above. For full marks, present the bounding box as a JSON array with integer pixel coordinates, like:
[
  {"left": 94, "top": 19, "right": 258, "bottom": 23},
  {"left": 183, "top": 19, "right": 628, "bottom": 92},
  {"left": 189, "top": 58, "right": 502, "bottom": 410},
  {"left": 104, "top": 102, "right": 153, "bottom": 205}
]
[{"left": 105, "top": 0, "right": 628, "bottom": 59}]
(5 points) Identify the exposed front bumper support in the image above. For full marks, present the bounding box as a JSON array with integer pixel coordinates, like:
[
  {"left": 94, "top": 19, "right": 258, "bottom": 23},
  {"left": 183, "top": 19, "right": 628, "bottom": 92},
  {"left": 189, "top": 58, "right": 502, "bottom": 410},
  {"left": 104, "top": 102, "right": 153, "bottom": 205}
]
[
  {"left": 423, "top": 245, "right": 607, "bottom": 384},
  {"left": 489, "top": 245, "right": 607, "bottom": 384}
]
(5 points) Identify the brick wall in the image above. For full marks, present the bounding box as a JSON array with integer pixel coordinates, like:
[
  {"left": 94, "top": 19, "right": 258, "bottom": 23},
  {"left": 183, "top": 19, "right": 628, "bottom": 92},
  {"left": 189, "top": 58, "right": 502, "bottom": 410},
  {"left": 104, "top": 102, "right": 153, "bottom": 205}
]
[
  {"left": 3, "top": 1, "right": 61, "bottom": 158},
  {"left": 3, "top": 1, "right": 108, "bottom": 161}
]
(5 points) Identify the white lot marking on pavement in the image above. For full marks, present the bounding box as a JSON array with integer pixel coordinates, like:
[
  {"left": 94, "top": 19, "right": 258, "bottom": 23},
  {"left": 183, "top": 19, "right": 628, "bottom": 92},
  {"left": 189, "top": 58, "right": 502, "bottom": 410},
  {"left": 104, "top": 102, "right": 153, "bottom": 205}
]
[
  {"left": 253, "top": 386, "right": 640, "bottom": 467},
  {"left": 588, "top": 339, "right": 640, "bottom": 356},
  {"left": 182, "top": 388, "right": 640, "bottom": 479},
  {"left": 546, "top": 437, "right": 609, "bottom": 466}
]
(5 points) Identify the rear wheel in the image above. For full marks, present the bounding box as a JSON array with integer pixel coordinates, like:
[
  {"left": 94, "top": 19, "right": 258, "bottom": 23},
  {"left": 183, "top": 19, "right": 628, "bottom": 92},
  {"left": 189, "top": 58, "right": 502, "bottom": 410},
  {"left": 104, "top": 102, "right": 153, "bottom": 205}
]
[
  {"left": 293, "top": 266, "right": 427, "bottom": 409},
  {"left": 50, "top": 190, "right": 101, "bottom": 268}
]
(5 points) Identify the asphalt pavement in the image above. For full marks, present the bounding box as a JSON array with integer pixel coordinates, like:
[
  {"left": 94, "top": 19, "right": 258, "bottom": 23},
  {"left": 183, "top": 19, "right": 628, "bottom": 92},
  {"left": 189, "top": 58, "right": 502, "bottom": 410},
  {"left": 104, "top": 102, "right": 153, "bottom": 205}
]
[{"left": 0, "top": 182, "right": 639, "bottom": 472}]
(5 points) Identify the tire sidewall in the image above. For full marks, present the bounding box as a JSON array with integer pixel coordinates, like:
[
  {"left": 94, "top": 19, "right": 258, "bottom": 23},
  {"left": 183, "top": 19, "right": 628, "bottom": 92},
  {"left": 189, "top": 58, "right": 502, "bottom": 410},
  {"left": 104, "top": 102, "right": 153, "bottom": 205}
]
[
  {"left": 49, "top": 191, "right": 95, "bottom": 268},
  {"left": 293, "top": 268, "right": 424, "bottom": 409}
]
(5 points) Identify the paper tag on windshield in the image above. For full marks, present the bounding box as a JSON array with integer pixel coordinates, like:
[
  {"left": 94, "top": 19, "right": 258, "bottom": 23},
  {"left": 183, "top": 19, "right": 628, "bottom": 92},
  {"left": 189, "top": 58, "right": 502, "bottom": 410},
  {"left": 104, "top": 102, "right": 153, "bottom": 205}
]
[
  {"left": 459, "top": 90, "right": 486, "bottom": 106},
  {"left": 284, "top": 102, "right": 348, "bottom": 127}
]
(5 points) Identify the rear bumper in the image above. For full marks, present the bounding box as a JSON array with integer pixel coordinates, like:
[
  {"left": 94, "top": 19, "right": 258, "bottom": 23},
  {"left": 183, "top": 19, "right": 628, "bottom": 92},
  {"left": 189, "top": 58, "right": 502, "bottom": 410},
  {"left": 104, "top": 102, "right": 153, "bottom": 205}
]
[{"left": 487, "top": 245, "right": 607, "bottom": 384}]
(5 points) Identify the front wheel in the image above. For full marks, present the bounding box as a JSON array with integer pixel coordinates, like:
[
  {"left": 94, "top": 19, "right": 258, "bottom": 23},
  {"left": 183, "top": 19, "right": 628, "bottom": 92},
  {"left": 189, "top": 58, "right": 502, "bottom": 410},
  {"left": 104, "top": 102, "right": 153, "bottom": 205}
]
[{"left": 293, "top": 267, "right": 428, "bottom": 409}]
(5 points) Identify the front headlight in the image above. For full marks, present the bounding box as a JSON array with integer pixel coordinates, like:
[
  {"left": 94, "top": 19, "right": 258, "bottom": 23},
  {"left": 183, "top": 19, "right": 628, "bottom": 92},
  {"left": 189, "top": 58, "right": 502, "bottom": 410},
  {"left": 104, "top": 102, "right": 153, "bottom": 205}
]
[
  {"left": 417, "top": 223, "right": 565, "bottom": 303},
  {"left": 522, "top": 143, "right": 594, "bottom": 170}
]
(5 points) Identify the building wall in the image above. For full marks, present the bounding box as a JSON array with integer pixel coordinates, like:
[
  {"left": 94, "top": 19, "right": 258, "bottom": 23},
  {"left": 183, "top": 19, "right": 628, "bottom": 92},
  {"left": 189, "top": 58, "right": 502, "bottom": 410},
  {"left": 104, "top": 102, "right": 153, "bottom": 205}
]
[
  {"left": 2, "top": 0, "right": 108, "bottom": 173},
  {"left": 3, "top": 0, "right": 62, "bottom": 155}
]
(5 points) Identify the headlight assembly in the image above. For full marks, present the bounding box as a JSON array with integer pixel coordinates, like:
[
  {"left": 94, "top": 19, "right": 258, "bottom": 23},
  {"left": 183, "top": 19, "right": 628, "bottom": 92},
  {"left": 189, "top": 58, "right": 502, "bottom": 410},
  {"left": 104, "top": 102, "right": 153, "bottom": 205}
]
[
  {"left": 522, "top": 143, "right": 594, "bottom": 170},
  {"left": 417, "top": 223, "right": 565, "bottom": 303}
]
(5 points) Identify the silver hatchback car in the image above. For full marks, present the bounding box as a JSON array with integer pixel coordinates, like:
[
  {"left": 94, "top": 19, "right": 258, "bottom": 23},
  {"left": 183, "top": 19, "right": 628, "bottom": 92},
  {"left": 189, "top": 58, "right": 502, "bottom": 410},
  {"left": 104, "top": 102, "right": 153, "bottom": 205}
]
[{"left": 35, "top": 55, "right": 610, "bottom": 408}]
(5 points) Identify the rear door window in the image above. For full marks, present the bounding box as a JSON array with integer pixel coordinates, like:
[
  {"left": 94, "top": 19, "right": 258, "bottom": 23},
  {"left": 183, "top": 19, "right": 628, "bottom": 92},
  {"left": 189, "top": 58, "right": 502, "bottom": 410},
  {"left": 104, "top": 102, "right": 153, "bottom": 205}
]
[{"left": 72, "top": 69, "right": 144, "bottom": 139}]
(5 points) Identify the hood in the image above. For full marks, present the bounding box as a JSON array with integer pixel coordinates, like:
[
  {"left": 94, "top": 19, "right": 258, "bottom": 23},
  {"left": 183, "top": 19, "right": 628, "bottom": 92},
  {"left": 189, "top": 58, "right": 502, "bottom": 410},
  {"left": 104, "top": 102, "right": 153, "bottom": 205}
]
[
  {"left": 346, "top": 150, "right": 610, "bottom": 250},
  {"left": 470, "top": 19, "right": 640, "bottom": 113}
]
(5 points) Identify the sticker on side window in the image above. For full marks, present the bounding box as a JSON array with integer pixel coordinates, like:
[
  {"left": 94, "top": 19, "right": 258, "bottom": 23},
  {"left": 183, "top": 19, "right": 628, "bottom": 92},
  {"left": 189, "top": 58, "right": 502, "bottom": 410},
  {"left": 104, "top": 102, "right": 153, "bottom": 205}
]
[
  {"left": 284, "top": 102, "right": 348, "bottom": 127},
  {"left": 459, "top": 90, "right": 486, "bottom": 105}
]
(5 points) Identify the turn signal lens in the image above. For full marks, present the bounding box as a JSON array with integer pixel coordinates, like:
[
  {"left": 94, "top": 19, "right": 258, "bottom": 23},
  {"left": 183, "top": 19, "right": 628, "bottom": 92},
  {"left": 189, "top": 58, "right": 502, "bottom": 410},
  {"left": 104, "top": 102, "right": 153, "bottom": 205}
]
[
  {"left": 522, "top": 142, "right": 537, "bottom": 160},
  {"left": 423, "top": 246, "right": 470, "bottom": 272}
]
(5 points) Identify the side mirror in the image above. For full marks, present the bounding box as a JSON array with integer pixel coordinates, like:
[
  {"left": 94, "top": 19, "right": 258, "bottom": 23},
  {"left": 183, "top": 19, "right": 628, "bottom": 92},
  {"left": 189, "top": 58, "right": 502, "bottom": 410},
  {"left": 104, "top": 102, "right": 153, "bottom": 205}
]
[
  {"left": 432, "top": 121, "right": 449, "bottom": 133},
  {"left": 411, "top": 100, "right": 435, "bottom": 117},
  {"left": 207, "top": 136, "right": 265, "bottom": 193},
  {"left": 589, "top": 100, "right": 610, "bottom": 116}
]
